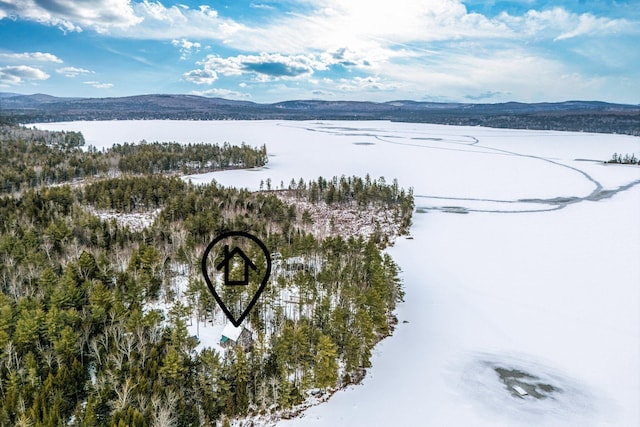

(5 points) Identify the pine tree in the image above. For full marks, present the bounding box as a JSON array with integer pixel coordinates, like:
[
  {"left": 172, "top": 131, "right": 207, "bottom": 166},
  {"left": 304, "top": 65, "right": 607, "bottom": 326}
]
[
  {"left": 234, "top": 347, "right": 249, "bottom": 415},
  {"left": 160, "top": 347, "right": 186, "bottom": 383},
  {"left": 313, "top": 334, "right": 338, "bottom": 390}
]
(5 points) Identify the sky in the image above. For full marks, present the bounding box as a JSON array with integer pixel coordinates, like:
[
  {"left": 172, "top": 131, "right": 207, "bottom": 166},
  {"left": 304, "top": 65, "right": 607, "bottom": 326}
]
[{"left": 0, "top": 0, "right": 638, "bottom": 104}]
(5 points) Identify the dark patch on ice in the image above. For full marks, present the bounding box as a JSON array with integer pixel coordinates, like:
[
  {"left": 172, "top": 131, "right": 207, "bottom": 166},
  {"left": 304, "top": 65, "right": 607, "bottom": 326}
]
[
  {"left": 454, "top": 352, "right": 603, "bottom": 425},
  {"left": 353, "top": 141, "right": 376, "bottom": 145},
  {"left": 411, "top": 137, "right": 443, "bottom": 141},
  {"left": 414, "top": 177, "right": 640, "bottom": 214},
  {"left": 494, "top": 367, "right": 559, "bottom": 400},
  {"left": 518, "top": 196, "right": 579, "bottom": 205},
  {"left": 441, "top": 206, "right": 469, "bottom": 214},
  {"left": 416, "top": 204, "right": 471, "bottom": 214}
]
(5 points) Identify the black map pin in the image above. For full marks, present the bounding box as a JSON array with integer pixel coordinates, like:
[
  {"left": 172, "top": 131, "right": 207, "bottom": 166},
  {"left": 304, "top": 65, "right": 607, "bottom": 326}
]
[{"left": 201, "top": 231, "right": 271, "bottom": 327}]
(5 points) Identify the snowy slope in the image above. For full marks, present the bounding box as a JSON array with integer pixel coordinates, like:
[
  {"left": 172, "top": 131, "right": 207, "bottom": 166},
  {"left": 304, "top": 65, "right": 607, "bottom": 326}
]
[{"left": 37, "top": 120, "right": 640, "bottom": 426}]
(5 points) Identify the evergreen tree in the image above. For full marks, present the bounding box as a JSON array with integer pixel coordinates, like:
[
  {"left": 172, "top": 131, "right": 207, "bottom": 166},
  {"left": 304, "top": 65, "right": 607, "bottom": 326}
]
[{"left": 314, "top": 334, "right": 338, "bottom": 390}]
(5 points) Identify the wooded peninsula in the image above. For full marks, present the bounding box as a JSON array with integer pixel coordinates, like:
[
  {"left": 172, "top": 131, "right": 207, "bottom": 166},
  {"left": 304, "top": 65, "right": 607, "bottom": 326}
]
[{"left": 0, "top": 124, "right": 413, "bottom": 426}]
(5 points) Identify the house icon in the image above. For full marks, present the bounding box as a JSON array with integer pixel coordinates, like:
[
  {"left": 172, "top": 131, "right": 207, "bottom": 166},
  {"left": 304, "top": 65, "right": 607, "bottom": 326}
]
[{"left": 216, "top": 244, "right": 257, "bottom": 286}]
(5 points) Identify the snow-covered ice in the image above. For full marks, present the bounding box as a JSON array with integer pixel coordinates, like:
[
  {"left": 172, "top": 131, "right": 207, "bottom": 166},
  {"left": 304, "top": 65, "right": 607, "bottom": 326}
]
[{"left": 37, "top": 120, "right": 640, "bottom": 426}]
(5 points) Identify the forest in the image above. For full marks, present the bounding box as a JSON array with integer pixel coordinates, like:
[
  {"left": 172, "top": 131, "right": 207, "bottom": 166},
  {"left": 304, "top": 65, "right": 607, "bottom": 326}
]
[
  {"left": 0, "top": 125, "right": 267, "bottom": 194},
  {"left": 0, "top": 125, "right": 413, "bottom": 426},
  {"left": 3, "top": 94, "right": 639, "bottom": 136}
]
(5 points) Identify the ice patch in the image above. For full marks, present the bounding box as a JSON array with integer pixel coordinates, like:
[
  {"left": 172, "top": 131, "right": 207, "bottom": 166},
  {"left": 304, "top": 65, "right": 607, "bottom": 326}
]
[{"left": 451, "top": 352, "right": 606, "bottom": 426}]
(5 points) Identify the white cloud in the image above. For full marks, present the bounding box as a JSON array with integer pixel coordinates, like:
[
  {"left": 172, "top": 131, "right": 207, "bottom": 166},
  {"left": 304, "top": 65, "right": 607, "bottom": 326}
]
[
  {"left": 464, "top": 91, "right": 508, "bottom": 101},
  {"left": 0, "top": 51, "right": 63, "bottom": 63},
  {"left": 120, "top": 1, "right": 244, "bottom": 40},
  {"left": 185, "top": 53, "right": 318, "bottom": 85},
  {"left": 338, "top": 76, "right": 399, "bottom": 92},
  {"left": 57, "top": 66, "right": 93, "bottom": 77},
  {"left": 321, "top": 47, "right": 371, "bottom": 68},
  {"left": 185, "top": 50, "right": 372, "bottom": 86},
  {"left": 84, "top": 81, "right": 113, "bottom": 89},
  {"left": 226, "top": 0, "right": 511, "bottom": 58},
  {"left": 498, "top": 7, "right": 637, "bottom": 41},
  {"left": 224, "top": 53, "right": 313, "bottom": 76},
  {"left": 250, "top": 3, "right": 275, "bottom": 10},
  {"left": 190, "top": 88, "right": 251, "bottom": 99},
  {"left": 0, "top": 0, "right": 141, "bottom": 33},
  {"left": 0, "top": 65, "right": 50, "bottom": 85},
  {"left": 172, "top": 38, "right": 201, "bottom": 60},
  {"left": 372, "top": 46, "right": 610, "bottom": 103},
  {"left": 554, "top": 11, "right": 632, "bottom": 40},
  {"left": 183, "top": 68, "right": 218, "bottom": 85}
]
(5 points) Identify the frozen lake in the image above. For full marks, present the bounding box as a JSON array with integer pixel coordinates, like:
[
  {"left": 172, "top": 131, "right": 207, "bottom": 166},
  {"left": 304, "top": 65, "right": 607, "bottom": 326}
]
[{"left": 38, "top": 120, "right": 640, "bottom": 426}]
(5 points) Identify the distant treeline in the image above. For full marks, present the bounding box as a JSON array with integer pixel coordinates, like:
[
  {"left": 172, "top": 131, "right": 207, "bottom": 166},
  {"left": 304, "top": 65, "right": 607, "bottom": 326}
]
[
  {"left": 4, "top": 103, "right": 640, "bottom": 136},
  {"left": 607, "top": 152, "right": 639, "bottom": 165},
  {"left": 0, "top": 125, "right": 267, "bottom": 194},
  {"left": 0, "top": 125, "right": 105, "bottom": 192},
  {"left": 409, "top": 112, "right": 640, "bottom": 137}
]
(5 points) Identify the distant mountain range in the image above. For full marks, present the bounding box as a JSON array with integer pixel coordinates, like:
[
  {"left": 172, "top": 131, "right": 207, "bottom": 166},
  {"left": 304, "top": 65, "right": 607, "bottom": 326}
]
[{"left": 1, "top": 93, "right": 639, "bottom": 135}]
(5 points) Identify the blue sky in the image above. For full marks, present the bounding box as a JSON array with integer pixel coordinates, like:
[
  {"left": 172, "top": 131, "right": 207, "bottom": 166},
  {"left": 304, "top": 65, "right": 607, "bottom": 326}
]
[{"left": 0, "top": 0, "right": 638, "bottom": 103}]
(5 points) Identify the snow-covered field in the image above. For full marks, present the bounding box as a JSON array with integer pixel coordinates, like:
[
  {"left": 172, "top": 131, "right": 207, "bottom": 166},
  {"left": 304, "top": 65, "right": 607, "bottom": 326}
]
[{"left": 38, "top": 120, "right": 640, "bottom": 426}]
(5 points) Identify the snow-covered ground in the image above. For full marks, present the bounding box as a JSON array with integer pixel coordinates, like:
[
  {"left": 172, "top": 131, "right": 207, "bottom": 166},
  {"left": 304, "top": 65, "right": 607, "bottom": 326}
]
[
  {"left": 38, "top": 120, "right": 640, "bottom": 426},
  {"left": 88, "top": 207, "right": 161, "bottom": 232}
]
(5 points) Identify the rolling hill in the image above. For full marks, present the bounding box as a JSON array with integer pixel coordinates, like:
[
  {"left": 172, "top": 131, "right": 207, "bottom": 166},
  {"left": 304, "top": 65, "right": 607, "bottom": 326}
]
[{"left": 1, "top": 93, "right": 638, "bottom": 135}]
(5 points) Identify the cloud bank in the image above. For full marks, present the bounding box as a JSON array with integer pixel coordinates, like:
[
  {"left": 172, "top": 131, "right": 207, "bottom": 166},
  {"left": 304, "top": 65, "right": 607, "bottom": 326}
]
[{"left": 0, "top": 0, "right": 638, "bottom": 102}]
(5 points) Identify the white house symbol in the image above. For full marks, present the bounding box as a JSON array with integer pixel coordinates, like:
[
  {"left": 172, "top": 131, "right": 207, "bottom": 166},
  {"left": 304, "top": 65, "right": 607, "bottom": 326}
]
[{"left": 216, "top": 244, "right": 257, "bottom": 286}]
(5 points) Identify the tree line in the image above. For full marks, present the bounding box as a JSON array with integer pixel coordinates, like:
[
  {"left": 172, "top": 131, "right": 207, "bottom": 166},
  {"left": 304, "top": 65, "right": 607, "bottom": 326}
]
[
  {"left": 607, "top": 152, "right": 639, "bottom": 165},
  {"left": 0, "top": 125, "right": 267, "bottom": 194},
  {"left": 0, "top": 125, "right": 106, "bottom": 193},
  {"left": 113, "top": 141, "right": 267, "bottom": 174}
]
